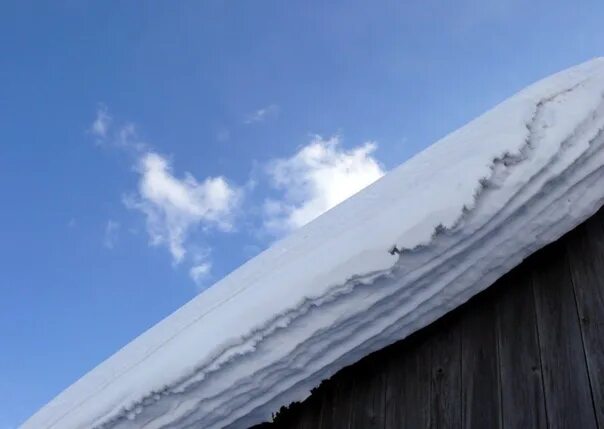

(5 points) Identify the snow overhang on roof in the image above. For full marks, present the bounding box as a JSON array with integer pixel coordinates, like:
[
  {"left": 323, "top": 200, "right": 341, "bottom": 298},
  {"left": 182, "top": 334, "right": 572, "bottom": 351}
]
[{"left": 23, "top": 58, "right": 604, "bottom": 429}]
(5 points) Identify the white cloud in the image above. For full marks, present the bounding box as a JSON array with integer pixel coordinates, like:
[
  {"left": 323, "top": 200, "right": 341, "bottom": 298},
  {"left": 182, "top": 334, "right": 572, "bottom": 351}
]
[
  {"left": 244, "top": 104, "right": 280, "bottom": 124},
  {"left": 189, "top": 262, "right": 212, "bottom": 286},
  {"left": 90, "top": 106, "right": 146, "bottom": 152},
  {"left": 91, "top": 105, "right": 111, "bottom": 139},
  {"left": 264, "top": 135, "right": 385, "bottom": 234},
  {"left": 90, "top": 105, "right": 242, "bottom": 286},
  {"left": 126, "top": 152, "right": 241, "bottom": 264},
  {"left": 103, "top": 220, "right": 120, "bottom": 249}
]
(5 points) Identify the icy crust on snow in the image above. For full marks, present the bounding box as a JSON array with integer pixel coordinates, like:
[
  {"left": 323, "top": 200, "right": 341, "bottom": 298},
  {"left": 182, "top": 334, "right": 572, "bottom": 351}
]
[{"left": 22, "top": 58, "right": 604, "bottom": 429}]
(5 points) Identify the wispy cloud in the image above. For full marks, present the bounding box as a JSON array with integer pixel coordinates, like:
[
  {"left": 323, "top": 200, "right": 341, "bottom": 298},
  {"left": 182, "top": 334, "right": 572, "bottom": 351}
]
[
  {"left": 125, "top": 152, "right": 241, "bottom": 263},
  {"left": 244, "top": 104, "right": 280, "bottom": 124},
  {"left": 264, "top": 135, "right": 385, "bottom": 234},
  {"left": 189, "top": 261, "right": 212, "bottom": 286},
  {"left": 103, "top": 220, "right": 120, "bottom": 249},
  {"left": 91, "top": 106, "right": 241, "bottom": 285},
  {"left": 90, "top": 104, "right": 111, "bottom": 140},
  {"left": 90, "top": 106, "right": 146, "bottom": 152}
]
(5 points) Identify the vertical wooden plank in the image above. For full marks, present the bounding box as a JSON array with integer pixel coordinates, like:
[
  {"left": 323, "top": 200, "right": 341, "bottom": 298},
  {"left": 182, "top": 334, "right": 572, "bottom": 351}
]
[
  {"left": 461, "top": 296, "right": 501, "bottom": 429},
  {"left": 430, "top": 314, "right": 462, "bottom": 429},
  {"left": 279, "top": 384, "right": 324, "bottom": 429},
  {"left": 317, "top": 369, "right": 354, "bottom": 429},
  {"left": 566, "top": 217, "right": 604, "bottom": 428},
  {"left": 401, "top": 342, "right": 431, "bottom": 427},
  {"left": 296, "top": 406, "right": 322, "bottom": 429},
  {"left": 496, "top": 266, "right": 547, "bottom": 428},
  {"left": 316, "top": 380, "right": 337, "bottom": 429},
  {"left": 531, "top": 241, "right": 597, "bottom": 429},
  {"left": 384, "top": 338, "right": 431, "bottom": 428},
  {"left": 383, "top": 346, "right": 404, "bottom": 429},
  {"left": 348, "top": 358, "right": 386, "bottom": 428}
]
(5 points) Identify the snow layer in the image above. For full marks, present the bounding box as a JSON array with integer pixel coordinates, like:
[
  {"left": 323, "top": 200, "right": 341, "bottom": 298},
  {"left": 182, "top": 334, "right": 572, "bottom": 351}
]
[{"left": 23, "top": 58, "right": 604, "bottom": 429}]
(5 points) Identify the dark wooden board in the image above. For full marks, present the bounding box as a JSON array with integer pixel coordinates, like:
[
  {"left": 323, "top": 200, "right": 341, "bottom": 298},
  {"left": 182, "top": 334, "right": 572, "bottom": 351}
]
[
  {"left": 347, "top": 358, "right": 386, "bottom": 429},
  {"left": 565, "top": 218, "right": 604, "bottom": 428},
  {"left": 384, "top": 337, "right": 431, "bottom": 428},
  {"left": 496, "top": 266, "right": 547, "bottom": 428},
  {"left": 460, "top": 296, "right": 501, "bottom": 429},
  {"left": 429, "top": 313, "right": 462, "bottom": 429},
  {"left": 531, "top": 241, "right": 597, "bottom": 429},
  {"left": 317, "top": 367, "right": 354, "bottom": 429}
]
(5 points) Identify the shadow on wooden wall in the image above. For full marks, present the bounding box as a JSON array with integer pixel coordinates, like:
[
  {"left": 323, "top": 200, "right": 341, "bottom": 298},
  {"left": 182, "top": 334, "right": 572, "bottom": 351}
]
[{"left": 252, "top": 206, "right": 604, "bottom": 429}]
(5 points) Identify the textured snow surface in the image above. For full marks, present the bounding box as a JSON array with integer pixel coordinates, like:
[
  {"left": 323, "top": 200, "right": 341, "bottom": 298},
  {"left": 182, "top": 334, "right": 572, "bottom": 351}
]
[{"left": 23, "top": 58, "right": 604, "bottom": 429}]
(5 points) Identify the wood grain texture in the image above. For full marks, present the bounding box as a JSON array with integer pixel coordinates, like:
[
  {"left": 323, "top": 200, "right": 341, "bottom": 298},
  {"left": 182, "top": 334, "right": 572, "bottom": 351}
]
[
  {"left": 317, "top": 367, "right": 354, "bottom": 429},
  {"left": 496, "top": 267, "right": 547, "bottom": 429},
  {"left": 429, "top": 313, "right": 462, "bottom": 429},
  {"left": 566, "top": 218, "right": 604, "bottom": 428},
  {"left": 384, "top": 338, "right": 431, "bottom": 428},
  {"left": 252, "top": 206, "right": 604, "bottom": 429},
  {"left": 347, "top": 359, "right": 386, "bottom": 429},
  {"left": 531, "top": 241, "right": 597, "bottom": 429},
  {"left": 460, "top": 297, "right": 501, "bottom": 429}
]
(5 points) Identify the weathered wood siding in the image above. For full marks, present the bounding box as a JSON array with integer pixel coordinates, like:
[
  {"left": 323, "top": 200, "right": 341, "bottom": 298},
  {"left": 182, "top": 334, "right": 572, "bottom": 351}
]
[{"left": 253, "top": 205, "right": 604, "bottom": 429}]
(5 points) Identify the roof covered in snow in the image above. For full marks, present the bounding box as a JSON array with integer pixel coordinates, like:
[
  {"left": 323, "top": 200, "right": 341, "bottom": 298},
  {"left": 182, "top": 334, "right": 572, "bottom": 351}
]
[{"left": 23, "top": 58, "right": 604, "bottom": 429}]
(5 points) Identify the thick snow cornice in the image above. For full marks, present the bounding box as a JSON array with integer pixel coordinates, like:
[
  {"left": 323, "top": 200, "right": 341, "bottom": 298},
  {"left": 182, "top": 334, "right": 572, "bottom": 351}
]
[{"left": 23, "top": 58, "right": 604, "bottom": 429}]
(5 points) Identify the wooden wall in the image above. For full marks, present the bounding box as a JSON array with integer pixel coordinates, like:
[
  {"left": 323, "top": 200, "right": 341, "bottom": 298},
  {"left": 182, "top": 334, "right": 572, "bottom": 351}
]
[{"left": 253, "top": 206, "right": 604, "bottom": 429}]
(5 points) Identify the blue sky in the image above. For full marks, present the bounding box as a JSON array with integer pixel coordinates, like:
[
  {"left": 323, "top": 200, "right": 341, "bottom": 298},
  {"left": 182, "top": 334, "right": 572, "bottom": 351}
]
[{"left": 2, "top": 0, "right": 604, "bottom": 426}]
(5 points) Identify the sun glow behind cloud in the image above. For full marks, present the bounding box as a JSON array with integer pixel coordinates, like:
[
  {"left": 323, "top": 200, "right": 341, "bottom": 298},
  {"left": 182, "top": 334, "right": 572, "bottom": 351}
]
[{"left": 264, "top": 135, "right": 385, "bottom": 234}]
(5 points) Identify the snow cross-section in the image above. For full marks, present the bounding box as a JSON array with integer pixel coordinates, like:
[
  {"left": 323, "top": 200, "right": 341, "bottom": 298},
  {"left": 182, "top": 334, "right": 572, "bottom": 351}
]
[{"left": 22, "top": 58, "right": 604, "bottom": 429}]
